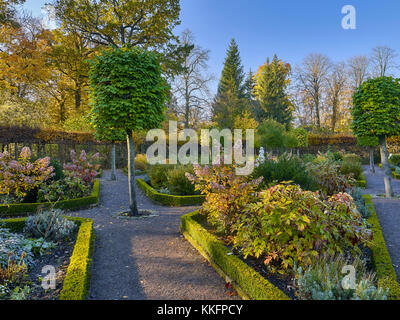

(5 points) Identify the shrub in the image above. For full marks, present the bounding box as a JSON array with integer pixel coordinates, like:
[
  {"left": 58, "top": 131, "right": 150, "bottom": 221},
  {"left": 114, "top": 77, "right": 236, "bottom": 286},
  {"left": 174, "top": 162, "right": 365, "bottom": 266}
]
[
  {"left": 186, "top": 164, "right": 263, "bottom": 235},
  {"left": 306, "top": 154, "right": 355, "bottom": 196},
  {"left": 332, "top": 151, "right": 344, "bottom": 162},
  {"left": 135, "top": 154, "right": 148, "bottom": 172},
  {"left": 253, "top": 155, "right": 317, "bottom": 191},
  {"left": 37, "top": 177, "right": 91, "bottom": 203},
  {"left": 389, "top": 154, "right": 400, "bottom": 166},
  {"left": 0, "top": 147, "right": 54, "bottom": 203},
  {"left": 233, "top": 185, "right": 371, "bottom": 273},
  {"left": 256, "top": 119, "right": 287, "bottom": 149},
  {"left": 343, "top": 153, "right": 362, "bottom": 164},
  {"left": 49, "top": 158, "right": 64, "bottom": 182},
  {"left": 350, "top": 188, "right": 372, "bottom": 219},
  {"left": 301, "top": 153, "right": 316, "bottom": 164},
  {"left": 340, "top": 158, "right": 363, "bottom": 180},
  {"left": 63, "top": 150, "right": 100, "bottom": 186},
  {"left": 291, "top": 127, "right": 309, "bottom": 147},
  {"left": 166, "top": 165, "right": 199, "bottom": 196},
  {"left": 146, "top": 164, "right": 175, "bottom": 189},
  {"left": 295, "top": 254, "right": 388, "bottom": 300},
  {"left": 24, "top": 209, "right": 76, "bottom": 241}
]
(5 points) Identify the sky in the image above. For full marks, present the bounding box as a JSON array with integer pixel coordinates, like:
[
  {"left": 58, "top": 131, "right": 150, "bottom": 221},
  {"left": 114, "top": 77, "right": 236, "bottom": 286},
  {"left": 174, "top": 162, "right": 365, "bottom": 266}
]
[{"left": 23, "top": 0, "right": 400, "bottom": 92}]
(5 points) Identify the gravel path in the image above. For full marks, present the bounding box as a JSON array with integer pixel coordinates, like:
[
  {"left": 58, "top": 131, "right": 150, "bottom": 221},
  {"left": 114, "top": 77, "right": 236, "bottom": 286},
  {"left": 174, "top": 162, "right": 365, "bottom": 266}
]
[
  {"left": 363, "top": 165, "right": 400, "bottom": 281},
  {"left": 67, "top": 170, "right": 239, "bottom": 300}
]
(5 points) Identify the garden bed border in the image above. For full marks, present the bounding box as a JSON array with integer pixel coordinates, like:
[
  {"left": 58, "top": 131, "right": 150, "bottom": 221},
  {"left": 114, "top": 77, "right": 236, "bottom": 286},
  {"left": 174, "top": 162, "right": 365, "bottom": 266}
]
[
  {"left": 180, "top": 211, "right": 290, "bottom": 300},
  {"left": 0, "top": 179, "right": 100, "bottom": 216},
  {"left": 0, "top": 216, "right": 94, "bottom": 300},
  {"left": 363, "top": 195, "right": 400, "bottom": 300},
  {"left": 356, "top": 172, "right": 367, "bottom": 188},
  {"left": 136, "top": 178, "right": 205, "bottom": 206},
  {"left": 181, "top": 197, "right": 400, "bottom": 300}
]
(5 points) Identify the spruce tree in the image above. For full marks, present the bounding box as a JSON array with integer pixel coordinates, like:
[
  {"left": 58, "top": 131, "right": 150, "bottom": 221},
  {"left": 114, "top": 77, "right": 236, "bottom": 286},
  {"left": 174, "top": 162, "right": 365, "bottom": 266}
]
[
  {"left": 213, "top": 38, "right": 247, "bottom": 128},
  {"left": 253, "top": 55, "right": 293, "bottom": 128},
  {"left": 217, "top": 39, "right": 245, "bottom": 97}
]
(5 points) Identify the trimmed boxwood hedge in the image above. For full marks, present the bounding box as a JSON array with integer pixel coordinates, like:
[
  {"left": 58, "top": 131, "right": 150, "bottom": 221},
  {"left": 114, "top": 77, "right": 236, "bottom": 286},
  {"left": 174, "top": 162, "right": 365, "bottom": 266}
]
[
  {"left": 0, "top": 216, "right": 94, "bottom": 300},
  {"left": 0, "top": 179, "right": 100, "bottom": 217},
  {"left": 137, "top": 178, "right": 205, "bottom": 206},
  {"left": 356, "top": 172, "right": 367, "bottom": 188},
  {"left": 180, "top": 211, "right": 290, "bottom": 300},
  {"left": 363, "top": 195, "right": 400, "bottom": 300},
  {"left": 181, "top": 198, "right": 400, "bottom": 300}
]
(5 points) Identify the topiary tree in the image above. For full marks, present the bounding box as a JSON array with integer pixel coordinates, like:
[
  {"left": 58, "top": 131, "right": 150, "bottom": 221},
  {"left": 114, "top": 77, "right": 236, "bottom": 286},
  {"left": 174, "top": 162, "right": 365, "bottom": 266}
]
[
  {"left": 90, "top": 47, "right": 168, "bottom": 215},
  {"left": 357, "top": 135, "right": 379, "bottom": 173},
  {"left": 352, "top": 76, "right": 400, "bottom": 197}
]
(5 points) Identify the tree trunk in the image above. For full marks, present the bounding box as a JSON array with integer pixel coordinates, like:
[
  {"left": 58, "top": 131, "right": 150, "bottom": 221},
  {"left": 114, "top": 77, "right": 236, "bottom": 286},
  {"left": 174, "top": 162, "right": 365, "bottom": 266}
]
[
  {"left": 379, "top": 135, "right": 394, "bottom": 197},
  {"left": 127, "top": 130, "right": 139, "bottom": 216},
  {"left": 369, "top": 147, "right": 375, "bottom": 173},
  {"left": 110, "top": 142, "right": 117, "bottom": 181}
]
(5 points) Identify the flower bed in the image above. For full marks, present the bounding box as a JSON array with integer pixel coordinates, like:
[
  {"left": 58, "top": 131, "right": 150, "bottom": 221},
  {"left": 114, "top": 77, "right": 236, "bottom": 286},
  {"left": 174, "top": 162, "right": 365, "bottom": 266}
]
[
  {"left": 136, "top": 178, "right": 205, "bottom": 206},
  {"left": 0, "top": 214, "right": 94, "bottom": 300},
  {"left": 0, "top": 179, "right": 100, "bottom": 217},
  {"left": 181, "top": 196, "right": 400, "bottom": 300}
]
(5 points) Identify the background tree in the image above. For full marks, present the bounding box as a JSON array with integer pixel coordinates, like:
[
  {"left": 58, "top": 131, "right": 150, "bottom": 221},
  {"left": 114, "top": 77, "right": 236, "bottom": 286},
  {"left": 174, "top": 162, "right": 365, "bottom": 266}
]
[
  {"left": 253, "top": 55, "right": 293, "bottom": 128},
  {"left": 49, "top": 28, "right": 95, "bottom": 113},
  {"left": 90, "top": 47, "right": 168, "bottom": 215},
  {"left": 170, "top": 30, "right": 213, "bottom": 128},
  {"left": 352, "top": 76, "right": 400, "bottom": 197},
  {"left": 326, "top": 62, "right": 348, "bottom": 132},
  {"left": 370, "top": 46, "right": 398, "bottom": 78},
  {"left": 348, "top": 55, "right": 370, "bottom": 90},
  {"left": 0, "top": 0, "right": 25, "bottom": 27},
  {"left": 295, "top": 53, "right": 331, "bottom": 128},
  {"left": 212, "top": 38, "right": 249, "bottom": 128},
  {"left": 53, "top": 0, "right": 180, "bottom": 48}
]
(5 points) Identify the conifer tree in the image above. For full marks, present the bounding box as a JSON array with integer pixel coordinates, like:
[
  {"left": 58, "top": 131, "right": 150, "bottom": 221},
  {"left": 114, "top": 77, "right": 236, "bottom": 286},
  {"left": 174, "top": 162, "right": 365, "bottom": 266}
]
[
  {"left": 253, "top": 55, "right": 293, "bottom": 128},
  {"left": 217, "top": 38, "right": 245, "bottom": 98},
  {"left": 213, "top": 38, "right": 248, "bottom": 128}
]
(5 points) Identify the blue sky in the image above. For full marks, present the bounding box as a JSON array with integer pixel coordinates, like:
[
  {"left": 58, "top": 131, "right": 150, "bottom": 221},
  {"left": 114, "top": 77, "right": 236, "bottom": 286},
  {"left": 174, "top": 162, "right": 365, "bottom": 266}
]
[{"left": 24, "top": 0, "right": 400, "bottom": 92}]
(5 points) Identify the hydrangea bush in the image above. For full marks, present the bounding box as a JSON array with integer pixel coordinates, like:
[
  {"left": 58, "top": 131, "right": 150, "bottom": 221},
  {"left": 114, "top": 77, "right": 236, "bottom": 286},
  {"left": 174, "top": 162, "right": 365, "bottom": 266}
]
[
  {"left": 0, "top": 147, "right": 54, "bottom": 203},
  {"left": 63, "top": 150, "right": 100, "bottom": 186}
]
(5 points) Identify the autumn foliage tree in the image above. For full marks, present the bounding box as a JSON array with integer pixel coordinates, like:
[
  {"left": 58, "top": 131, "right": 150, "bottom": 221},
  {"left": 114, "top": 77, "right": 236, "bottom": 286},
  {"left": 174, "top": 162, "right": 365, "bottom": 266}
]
[
  {"left": 352, "top": 77, "right": 400, "bottom": 197},
  {"left": 90, "top": 47, "right": 168, "bottom": 215}
]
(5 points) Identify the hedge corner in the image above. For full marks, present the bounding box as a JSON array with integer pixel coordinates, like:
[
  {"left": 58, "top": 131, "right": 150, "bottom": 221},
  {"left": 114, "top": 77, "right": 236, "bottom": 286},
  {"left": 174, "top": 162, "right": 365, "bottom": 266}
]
[
  {"left": 136, "top": 178, "right": 205, "bottom": 207},
  {"left": 180, "top": 211, "right": 290, "bottom": 300}
]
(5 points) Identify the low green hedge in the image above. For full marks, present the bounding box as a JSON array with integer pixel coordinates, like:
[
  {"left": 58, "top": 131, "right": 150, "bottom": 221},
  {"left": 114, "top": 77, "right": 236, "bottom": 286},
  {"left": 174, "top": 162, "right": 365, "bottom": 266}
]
[
  {"left": 378, "top": 164, "right": 396, "bottom": 172},
  {"left": 0, "top": 179, "right": 100, "bottom": 217},
  {"left": 356, "top": 172, "right": 367, "bottom": 188},
  {"left": 0, "top": 216, "right": 94, "bottom": 300},
  {"left": 393, "top": 172, "right": 400, "bottom": 180},
  {"left": 137, "top": 178, "right": 205, "bottom": 207},
  {"left": 180, "top": 211, "right": 290, "bottom": 300},
  {"left": 364, "top": 195, "right": 400, "bottom": 300}
]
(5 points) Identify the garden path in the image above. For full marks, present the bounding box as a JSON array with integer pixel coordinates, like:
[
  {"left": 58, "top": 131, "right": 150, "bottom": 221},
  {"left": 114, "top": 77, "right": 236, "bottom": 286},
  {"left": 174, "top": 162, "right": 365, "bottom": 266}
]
[
  {"left": 67, "top": 170, "right": 239, "bottom": 300},
  {"left": 363, "top": 165, "right": 400, "bottom": 283}
]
